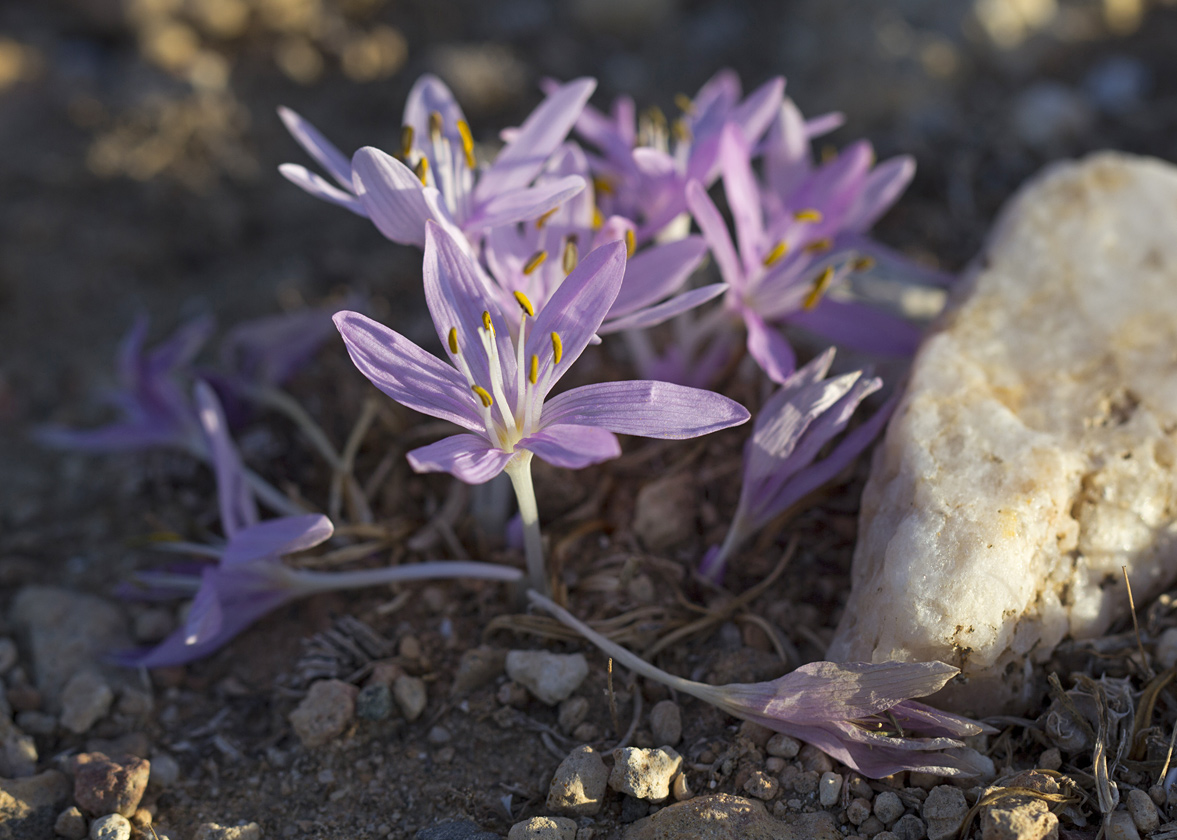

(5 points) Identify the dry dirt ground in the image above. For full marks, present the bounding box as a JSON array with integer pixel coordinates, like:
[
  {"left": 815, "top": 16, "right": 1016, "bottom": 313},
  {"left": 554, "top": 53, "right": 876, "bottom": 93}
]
[{"left": 5, "top": 1, "right": 1177, "bottom": 838}]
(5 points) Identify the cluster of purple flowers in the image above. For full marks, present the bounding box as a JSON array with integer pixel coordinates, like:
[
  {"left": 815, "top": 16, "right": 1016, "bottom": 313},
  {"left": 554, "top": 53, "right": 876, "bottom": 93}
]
[{"left": 40, "top": 69, "right": 989, "bottom": 777}]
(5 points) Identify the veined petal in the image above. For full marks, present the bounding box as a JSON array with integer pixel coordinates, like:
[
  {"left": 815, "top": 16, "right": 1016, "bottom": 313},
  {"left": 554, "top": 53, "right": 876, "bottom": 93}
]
[
  {"left": 404, "top": 74, "right": 468, "bottom": 149},
  {"left": 787, "top": 297, "right": 922, "bottom": 357},
  {"left": 477, "top": 78, "right": 596, "bottom": 199},
  {"left": 279, "top": 164, "right": 366, "bottom": 216},
  {"left": 601, "top": 283, "right": 727, "bottom": 334},
  {"left": 686, "top": 180, "right": 745, "bottom": 291},
  {"left": 333, "top": 311, "right": 484, "bottom": 432},
  {"left": 611, "top": 235, "right": 708, "bottom": 316},
  {"left": 718, "top": 125, "right": 767, "bottom": 278},
  {"left": 541, "top": 380, "right": 749, "bottom": 438},
  {"left": 194, "top": 381, "right": 258, "bottom": 537},
  {"left": 744, "top": 311, "right": 797, "bottom": 384},
  {"left": 470, "top": 175, "right": 586, "bottom": 232},
  {"left": 844, "top": 155, "right": 915, "bottom": 233},
  {"left": 352, "top": 147, "right": 431, "bottom": 248},
  {"left": 520, "top": 424, "right": 621, "bottom": 469},
  {"left": 406, "top": 434, "right": 512, "bottom": 484},
  {"left": 278, "top": 106, "right": 353, "bottom": 190},
  {"left": 221, "top": 514, "right": 334, "bottom": 567}
]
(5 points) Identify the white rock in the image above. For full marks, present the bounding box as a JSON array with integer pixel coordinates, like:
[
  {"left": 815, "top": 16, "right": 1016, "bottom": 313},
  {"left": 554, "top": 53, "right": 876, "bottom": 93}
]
[
  {"left": 547, "top": 745, "right": 609, "bottom": 816},
  {"left": 393, "top": 675, "right": 427, "bottom": 722},
  {"left": 610, "top": 746, "right": 682, "bottom": 802},
  {"left": 90, "top": 814, "right": 131, "bottom": 840},
  {"left": 505, "top": 650, "right": 588, "bottom": 705},
  {"left": 818, "top": 772, "right": 842, "bottom": 808},
  {"left": 507, "top": 816, "right": 577, "bottom": 840},
  {"left": 830, "top": 153, "right": 1177, "bottom": 713},
  {"left": 60, "top": 670, "right": 113, "bottom": 734}
]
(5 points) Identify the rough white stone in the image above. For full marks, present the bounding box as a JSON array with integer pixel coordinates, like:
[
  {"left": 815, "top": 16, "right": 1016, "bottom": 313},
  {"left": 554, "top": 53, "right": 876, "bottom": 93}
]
[
  {"left": 830, "top": 153, "right": 1177, "bottom": 713},
  {"left": 505, "top": 650, "right": 588, "bottom": 705}
]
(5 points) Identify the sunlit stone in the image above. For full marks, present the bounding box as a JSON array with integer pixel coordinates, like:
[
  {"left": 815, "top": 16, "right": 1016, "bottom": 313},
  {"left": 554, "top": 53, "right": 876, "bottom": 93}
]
[{"left": 829, "top": 153, "right": 1177, "bottom": 714}]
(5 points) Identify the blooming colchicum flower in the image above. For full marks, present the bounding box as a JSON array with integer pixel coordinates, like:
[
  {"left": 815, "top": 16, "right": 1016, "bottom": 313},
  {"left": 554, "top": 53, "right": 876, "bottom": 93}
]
[
  {"left": 333, "top": 221, "right": 750, "bottom": 593},
  {"left": 279, "top": 75, "right": 595, "bottom": 251},
  {"left": 700, "top": 349, "right": 894, "bottom": 582},
  {"left": 118, "top": 381, "right": 523, "bottom": 668},
  {"left": 530, "top": 590, "right": 994, "bottom": 779}
]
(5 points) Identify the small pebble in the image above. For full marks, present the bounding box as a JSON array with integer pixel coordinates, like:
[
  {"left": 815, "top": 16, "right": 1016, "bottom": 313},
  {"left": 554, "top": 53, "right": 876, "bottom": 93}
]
[
  {"left": 356, "top": 682, "right": 392, "bottom": 721},
  {"left": 60, "top": 671, "right": 113, "bottom": 734},
  {"left": 875, "top": 833, "right": 900, "bottom": 840},
  {"left": 497, "top": 680, "right": 530, "bottom": 709},
  {"left": 449, "top": 647, "right": 506, "bottom": 696},
  {"left": 610, "top": 746, "right": 682, "bottom": 801},
  {"left": 1149, "top": 784, "right": 1166, "bottom": 806},
  {"left": 5, "top": 683, "right": 41, "bottom": 712},
  {"left": 288, "top": 679, "right": 357, "bottom": 748},
  {"left": 1157, "top": 628, "right": 1177, "bottom": 671},
  {"left": 908, "top": 772, "right": 940, "bottom": 790},
  {"left": 742, "top": 770, "right": 779, "bottom": 801},
  {"left": 765, "top": 756, "right": 785, "bottom": 773},
  {"left": 547, "top": 745, "right": 608, "bottom": 816},
  {"left": 737, "top": 720, "right": 773, "bottom": 747},
  {"left": 505, "top": 650, "right": 588, "bottom": 705},
  {"left": 765, "top": 733, "right": 800, "bottom": 758},
  {"left": 798, "top": 744, "right": 834, "bottom": 774},
  {"left": 923, "top": 785, "right": 968, "bottom": 840},
  {"left": 427, "top": 726, "right": 451, "bottom": 744},
  {"left": 1038, "top": 747, "right": 1062, "bottom": 772},
  {"left": 191, "top": 823, "right": 261, "bottom": 840},
  {"left": 874, "top": 791, "right": 905, "bottom": 826},
  {"left": 572, "top": 722, "right": 597, "bottom": 743},
  {"left": 649, "top": 700, "right": 682, "bottom": 746},
  {"left": 89, "top": 814, "right": 131, "bottom": 840},
  {"left": 847, "top": 797, "right": 873, "bottom": 825},
  {"left": 73, "top": 752, "right": 151, "bottom": 817},
  {"left": 1105, "top": 810, "right": 1141, "bottom": 840},
  {"left": 1127, "top": 788, "right": 1160, "bottom": 834},
  {"left": 792, "top": 770, "right": 819, "bottom": 796},
  {"left": 394, "top": 674, "right": 427, "bottom": 722},
  {"left": 672, "top": 772, "right": 692, "bottom": 801},
  {"left": 818, "top": 772, "right": 842, "bottom": 808},
  {"left": 893, "top": 813, "right": 926, "bottom": 840},
  {"left": 147, "top": 752, "right": 180, "bottom": 790},
  {"left": 17, "top": 710, "right": 56, "bottom": 734},
  {"left": 507, "top": 815, "right": 577, "bottom": 840},
  {"left": 619, "top": 795, "right": 649, "bottom": 823},
  {"left": 0, "top": 637, "right": 17, "bottom": 674},
  {"left": 55, "top": 806, "right": 87, "bottom": 840},
  {"left": 398, "top": 635, "right": 422, "bottom": 661},
  {"left": 557, "top": 696, "right": 589, "bottom": 734},
  {"left": 859, "top": 816, "right": 885, "bottom": 836}
]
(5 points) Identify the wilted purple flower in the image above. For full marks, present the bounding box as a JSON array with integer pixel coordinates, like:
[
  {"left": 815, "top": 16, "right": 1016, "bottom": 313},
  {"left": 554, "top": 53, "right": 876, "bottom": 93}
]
[
  {"left": 700, "top": 349, "right": 893, "bottom": 582},
  {"left": 39, "top": 314, "right": 212, "bottom": 454},
  {"left": 484, "top": 143, "right": 724, "bottom": 334},
  {"left": 333, "top": 221, "right": 749, "bottom": 590},
  {"left": 683, "top": 124, "right": 922, "bottom": 383},
  {"left": 530, "top": 590, "right": 994, "bottom": 779},
  {"left": 279, "top": 75, "right": 595, "bottom": 250},
  {"left": 118, "top": 381, "right": 521, "bottom": 668}
]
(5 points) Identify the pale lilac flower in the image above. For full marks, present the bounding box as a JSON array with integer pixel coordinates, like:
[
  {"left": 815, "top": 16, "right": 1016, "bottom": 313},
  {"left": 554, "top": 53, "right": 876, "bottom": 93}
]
[
  {"left": 279, "top": 76, "right": 595, "bottom": 250},
  {"left": 39, "top": 314, "right": 212, "bottom": 454},
  {"left": 117, "top": 382, "right": 521, "bottom": 668},
  {"left": 700, "top": 349, "right": 894, "bottom": 582},
  {"left": 685, "top": 124, "right": 922, "bottom": 383},
  {"left": 483, "top": 143, "right": 724, "bottom": 334},
  {"left": 530, "top": 590, "right": 995, "bottom": 779}
]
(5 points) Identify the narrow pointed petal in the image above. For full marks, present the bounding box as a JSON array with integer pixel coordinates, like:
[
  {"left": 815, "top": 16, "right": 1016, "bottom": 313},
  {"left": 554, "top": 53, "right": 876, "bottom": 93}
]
[
  {"left": 744, "top": 311, "right": 797, "bottom": 383},
  {"left": 718, "top": 125, "right": 767, "bottom": 277},
  {"left": 195, "top": 381, "right": 258, "bottom": 537},
  {"left": 476, "top": 78, "right": 596, "bottom": 199},
  {"left": 765, "top": 98, "right": 813, "bottom": 199},
  {"left": 221, "top": 514, "right": 334, "bottom": 567},
  {"left": 806, "top": 111, "right": 845, "bottom": 138},
  {"left": 611, "top": 236, "right": 708, "bottom": 316},
  {"left": 404, "top": 74, "right": 468, "bottom": 148},
  {"left": 469, "top": 175, "right": 586, "bottom": 232},
  {"left": 787, "top": 297, "right": 922, "bottom": 357},
  {"left": 602, "top": 283, "right": 727, "bottom": 334},
  {"left": 279, "top": 164, "right": 365, "bottom": 216},
  {"left": 149, "top": 314, "right": 216, "bottom": 374},
  {"left": 351, "top": 147, "right": 431, "bottom": 248},
  {"left": 278, "top": 106, "right": 353, "bottom": 190},
  {"left": 406, "top": 434, "right": 513, "bottom": 484},
  {"left": 541, "top": 380, "right": 749, "bottom": 438},
  {"left": 844, "top": 155, "right": 915, "bottom": 232},
  {"left": 36, "top": 421, "right": 180, "bottom": 452},
  {"left": 183, "top": 570, "right": 224, "bottom": 646},
  {"left": 686, "top": 179, "right": 745, "bottom": 290},
  {"left": 730, "top": 76, "right": 786, "bottom": 149},
  {"left": 333, "top": 311, "right": 483, "bottom": 432},
  {"left": 521, "top": 424, "right": 621, "bottom": 469}
]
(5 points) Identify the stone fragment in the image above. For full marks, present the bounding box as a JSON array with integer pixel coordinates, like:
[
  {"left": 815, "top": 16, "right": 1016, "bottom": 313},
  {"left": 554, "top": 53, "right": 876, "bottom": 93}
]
[
  {"left": 547, "top": 745, "right": 609, "bottom": 816},
  {"left": 393, "top": 675, "right": 427, "bottom": 722},
  {"left": 818, "top": 772, "right": 842, "bottom": 808},
  {"left": 147, "top": 752, "right": 180, "bottom": 790},
  {"left": 557, "top": 697, "right": 589, "bottom": 734},
  {"left": 1126, "top": 788, "right": 1159, "bottom": 834},
  {"left": 893, "top": 814, "right": 927, "bottom": 840},
  {"left": 922, "top": 785, "right": 968, "bottom": 840},
  {"left": 16, "top": 711, "right": 54, "bottom": 735},
  {"left": 649, "top": 700, "right": 682, "bottom": 746},
  {"left": 55, "top": 805, "right": 87, "bottom": 840},
  {"left": 610, "top": 746, "right": 682, "bottom": 802},
  {"left": 191, "top": 823, "right": 261, "bottom": 840},
  {"left": 632, "top": 474, "right": 696, "bottom": 552},
  {"left": 505, "top": 651, "right": 588, "bottom": 705},
  {"left": 72, "top": 753, "right": 150, "bottom": 817},
  {"left": 874, "top": 791, "right": 905, "bottom": 826},
  {"left": 89, "top": 813, "right": 131, "bottom": 840},
  {"left": 449, "top": 647, "right": 506, "bottom": 696},
  {"left": 288, "top": 679, "right": 357, "bottom": 748},
  {"left": 0, "top": 714, "right": 37, "bottom": 777},
  {"left": 779, "top": 811, "right": 840, "bottom": 840},
  {"left": 981, "top": 797, "right": 1057, "bottom": 840},
  {"left": 60, "top": 671, "right": 114, "bottom": 734},
  {"left": 507, "top": 816, "right": 577, "bottom": 840},
  {"left": 0, "top": 771, "right": 70, "bottom": 839},
  {"left": 623, "top": 793, "right": 798, "bottom": 840},
  {"left": 765, "top": 734, "right": 800, "bottom": 759},
  {"left": 355, "top": 683, "right": 392, "bottom": 721},
  {"left": 1105, "top": 811, "right": 1140, "bottom": 840},
  {"left": 743, "top": 770, "right": 779, "bottom": 801},
  {"left": 847, "top": 797, "right": 873, "bottom": 825},
  {"left": 830, "top": 153, "right": 1177, "bottom": 713}
]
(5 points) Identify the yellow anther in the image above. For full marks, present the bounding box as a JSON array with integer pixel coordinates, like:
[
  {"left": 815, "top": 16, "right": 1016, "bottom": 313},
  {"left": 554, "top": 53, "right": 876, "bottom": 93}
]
[
  {"left": 481, "top": 311, "right": 493, "bottom": 331},
  {"left": 523, "top": 250, "right": 547, "bottom": 276},
  {"left": 447, "top": 327, "right": 459, "bottom": 354},
  {"left": 793, "top": 209, "right": 823, "bottom": 223},
  {"left": 562, "top": 237, "right": 579, "bottom": 274},
  {"left": 851, "top": 255, "right": 876, "bottom": 271},
  {"left": 671, "top": 118, "right": 692, "bottom": 143},
  {"left": 762, "top": 240, "right": 789, "bottom": 267},
  {"left": 591, "top": 175, "right": 614, "bottom": 195},
  {"left": 529, "top": 354, "right": 539, "bottom": 385},
  {"left": 429, "top": 110, "right": 443, "bottom": 141},
  {"left": 414, "top": 157, "right": 429, "bottom": 186},
  {"left": 400, "top": 125, "right": 414, "bottom": 159},
  {"left": 551, "top": 332, "right": 563, "bottom": 364},
  {"left": 647, "top": 105, "right": 667, "bottom": 129},
  {"left": 805, "top": 238, "right": 833, "bottom": 254},
  {"left": 535, "top": 207, "right": 559, "bottom": 229},
  {"left": 457, "top": 120, "right": 476, "bottom": 169},
  {"left": 592, "top": 207, "right": 604, "bottom": 230},
  {"left": 821, "top": 144, "right": 838, "bottom": 164},
  {"left": 674, "top": 93, "right": 696, "bottom": 115},
  {"left": 472, "top": 385, "right": 493, "bottom": 408},
  {"left": 513, "top": 290, "right": 535, "bottom": 317},
  {"left": 624, "top": 228, "right": 636, "bottom": 258},
  {"left": 803, "top": 266, "right": 835, "bottom": 310}
]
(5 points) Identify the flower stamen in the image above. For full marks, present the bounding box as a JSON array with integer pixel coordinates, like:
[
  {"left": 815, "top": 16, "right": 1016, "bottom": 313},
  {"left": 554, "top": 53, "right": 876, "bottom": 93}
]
[
  {"left": 803, "top": 266, "right": 835, "bottom": 310},
  {"left": 535, "top": 207, "right": 559, "bottom": 229},
  {"left": 805, "top": 237, "right": 833, "bottom": 254},
  {"left": 428, "top": 110, "right": 443, "bottom": 143},
  {"left": 793, "top": 208, "right": 823, "bottom": 223},
  {"left": 414, "top": 157, "right": 429, "bottom": 186},
  {"left": 762, "top": 240, "right": 789, "bottom": 267},
  {"left": 624, "top": 228, "right": 636, "bottom": 258},
  {"left": 513, "top": 291, "right": 535, "bottom": 317},
  {"left": 562, "top": 237, "right": 579, "bottom": 274},
  {"left": 523, "top": 251, "right": 547, "bottom": 276},
  {"left": 551, "top": 332, "right": 563, "bottom": 364},
  {"left": 400, "top": 125, "right": 414, "bottom": 159},
  {"left": 472, "top": 385, "right": 493, "bottom": 407},
  {"left": 456, "top": 120, "right": 476, "bottom": 169}
]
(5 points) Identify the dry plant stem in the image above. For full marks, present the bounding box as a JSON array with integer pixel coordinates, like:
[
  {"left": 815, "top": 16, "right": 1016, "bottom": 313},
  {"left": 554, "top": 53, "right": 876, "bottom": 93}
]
[
  {"left": 1124, "top": 565, "right": 1153, "bottom": 679},
  {"left": 330, "top": 396, "right": 378, "bottom": 524},
  {"left": 294, "top": 560, "right": 523, "bottom": 591},
  {"left": 505, "top": 451, "right": 549, "bottom": 596}
]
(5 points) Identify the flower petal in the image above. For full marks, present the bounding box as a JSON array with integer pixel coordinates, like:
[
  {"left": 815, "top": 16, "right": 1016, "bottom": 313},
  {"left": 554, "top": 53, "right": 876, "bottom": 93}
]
[
  {"left": 278, "top": 106, "right": 353, "bottom": 190},
  {"left": 403, "top": 74, "right": 468, "bottom": 149},
  {"left": 351, "top": 147, "right": 432, "bottom": 248},
  {"left": 470, "top": 175, "right": 586, "bottom": 232},
  {"left": 183, "top": 568, "right": 224, "bottom": 646},
  {"left": 602, "top": 283, "right": 727, "bottom": 334},
  {"left": 686, "top": 180, "right": 744, "bottom": 290},
  {"left": 520, "top": 424, "right": 620, "bottom": 469},
  {"left": 744, "top": 311, "right": 797, "bottom": 384},
  {"left": 730, "top": 76, "right": 786, "bottom": 149},
  {"left": 279, "top": 164, "right": 366, "bottom": 216},
  {"left": 406, "top": 434, "right": 512, "bottom": 484},
  {"left": 787, "top": 297, "right": 922, "bottom": 357},
  {"left": 718, "top": 125, "right": 767, "bottom": 278},
  {"left": 541, "top": 380, "right": 749, "bottom": 438},
  {"left": 195, "top": 381, "right": 258, "bottom": 537},
  {"left": 844, "top": 155, "right": 915, "bottom": 233},
  {"left": 333, "top": 310, "right": 483, "bottom": 432},
  {"left": 610, "top": 236, "right": 708, "bottom": 316},
  {"left": 221, "top": 514, "right": 334, "bottom": 567}
]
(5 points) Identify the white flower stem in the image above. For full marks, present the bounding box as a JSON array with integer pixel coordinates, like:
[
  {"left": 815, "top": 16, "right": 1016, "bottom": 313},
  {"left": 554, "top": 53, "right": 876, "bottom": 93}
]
[
  {"left": 504, "top": 451, "right": 548, "bottom": 596},
  {"left": 292, "top": 560, "right": 523, "bottom": 592}
]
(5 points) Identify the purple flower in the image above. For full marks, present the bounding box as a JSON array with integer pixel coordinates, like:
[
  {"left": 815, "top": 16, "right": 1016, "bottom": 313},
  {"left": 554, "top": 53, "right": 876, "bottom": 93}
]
[
  {"left": 333, "top": 221, "right": 750, "bottom": 486},
  {"left": 280, "top": 76, "right": 596, "bottom": 250},
  {"left": 483, "top": 143, "right": 724, "bottom": 335},
  {"left": 700, "top": 349, "right": 894, "bottom": 582},
  {"left": 530, "top": 590, "right": 994, "bottom": 779},
  {"left": 39, "top": 314, "right": 212, "bottom": 454},
  {"left": 685, "top": 123, "right": 922, "bottom": 383}
]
